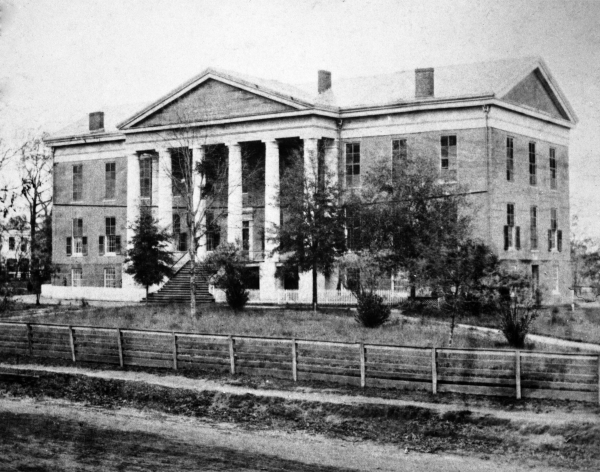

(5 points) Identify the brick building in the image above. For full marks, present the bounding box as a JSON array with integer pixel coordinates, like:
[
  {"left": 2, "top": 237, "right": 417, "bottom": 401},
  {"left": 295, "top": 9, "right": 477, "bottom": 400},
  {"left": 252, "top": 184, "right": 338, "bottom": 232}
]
[{"left": 43, "top": 57, "right": 577, "bottom": 303}]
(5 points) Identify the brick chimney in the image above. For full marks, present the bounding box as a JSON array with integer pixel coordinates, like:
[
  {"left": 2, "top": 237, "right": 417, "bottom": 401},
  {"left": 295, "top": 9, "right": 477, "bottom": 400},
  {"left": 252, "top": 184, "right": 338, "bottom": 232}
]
[
  {"left": 415, "top": 68, "right": 434, "bottom": 98},
  {"left": 318, "top": 70, "right": 332, "bottom": 94},
  {"left": 89, "top": 111, "right": 104, "bottom": 132}
]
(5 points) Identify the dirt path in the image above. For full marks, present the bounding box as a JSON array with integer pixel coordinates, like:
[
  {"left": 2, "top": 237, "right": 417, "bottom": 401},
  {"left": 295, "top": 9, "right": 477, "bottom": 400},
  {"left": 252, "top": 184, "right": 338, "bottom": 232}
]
[
  {"left": 3, "top": 362, "right": 598, "bottom": 427},
  {"left": 0, "top": 396, "right": 566, "bottom": 472}
]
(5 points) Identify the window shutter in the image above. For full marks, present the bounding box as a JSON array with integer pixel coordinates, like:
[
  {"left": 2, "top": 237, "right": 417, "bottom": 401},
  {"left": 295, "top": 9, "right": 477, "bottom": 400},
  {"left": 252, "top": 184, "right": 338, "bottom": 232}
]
[
  {"left": 66, "top": 237, "right": 72, "bottom": 256},
  {"left": 515, "top": 226, "right": 521, "bottom": 250},
  {"left": 99, "top": 236, "right": 105, "bottom": 256},
  {"left": 82, "top": 237, "right": 88, "bottom": 256},
  {"left": 557, "top": 230, "right": 563, "bottom": 252},
  {"left": 503, "top": 225, "right": 509, "bottom": 251},
  {"left": 548, "top": 229, "right": 553, "bottom": 252},
  {"left": 115, "top": 235, "right": 122, "bottom": 255}
]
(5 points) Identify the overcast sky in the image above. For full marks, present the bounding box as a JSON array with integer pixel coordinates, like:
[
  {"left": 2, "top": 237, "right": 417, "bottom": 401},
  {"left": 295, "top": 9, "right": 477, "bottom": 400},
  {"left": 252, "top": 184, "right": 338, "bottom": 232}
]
[{"left": 1, "top": 0, "right": 599, "bottom": 237}]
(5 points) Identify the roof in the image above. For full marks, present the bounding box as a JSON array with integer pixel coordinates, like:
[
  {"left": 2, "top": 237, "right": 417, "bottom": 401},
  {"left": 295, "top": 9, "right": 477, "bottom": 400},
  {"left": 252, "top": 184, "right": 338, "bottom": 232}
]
[{"left": 47, "top": 56, "right": 576, "bottom": 142}]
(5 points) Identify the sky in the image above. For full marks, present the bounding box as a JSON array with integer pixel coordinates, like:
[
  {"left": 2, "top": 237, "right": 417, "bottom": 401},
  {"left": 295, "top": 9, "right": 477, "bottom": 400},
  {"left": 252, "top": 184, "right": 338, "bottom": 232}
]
[{"left": 1, "top": 0, "right": 599, "bottom": 237}]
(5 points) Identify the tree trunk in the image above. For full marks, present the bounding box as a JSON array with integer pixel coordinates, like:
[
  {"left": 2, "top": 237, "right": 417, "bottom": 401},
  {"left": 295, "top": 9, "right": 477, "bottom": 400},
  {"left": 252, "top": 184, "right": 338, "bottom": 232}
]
[
  {"left": 146, "top": 286, "right": 149, "bottom": 305},
  {"left": 312, "top": 262, "right": 318, "bottom": 314},
  {"left": 29, "top": 203, "right": 39, "bottom": 305}
]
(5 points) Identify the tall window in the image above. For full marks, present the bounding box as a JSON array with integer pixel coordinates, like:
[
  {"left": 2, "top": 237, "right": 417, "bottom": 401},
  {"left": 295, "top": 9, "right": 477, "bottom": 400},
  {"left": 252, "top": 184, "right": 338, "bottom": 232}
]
[
  {"left": 206, "top": 211, "right": 220, "bottom": 251},
  {"left": 440, "top": 135, "right": 457, "bottom": 171},
  {"left": 105, "top": 162, "right": 116, "bottom": 199},
  {"left": 346, "top": 208, "right": 361, "bottom": 251},
  {"left": 8, "top": 237, "right": 15, "bottom": 251},
  {"left": 173, "top": 214, "right": 187, "bottom": 251},
  {"left": 549, "top": 148, "right": 557, "bottom": 190},
  {"left": 104, "top": 267, "right": 116, "bottom": 288},
  {"left": 530, "top": 206, "right": 538, "bottom": 250},
  {"left": 548, "top": 208, "right": 562, "bottom": 252},
  {"left": 72, "top": 164, "right": 83, "bottom": 201},
  {"left": 506, "top": 137, "right": 514, "bottom": 181},
  {"left": 72, "top": 218, "right": 84, "bottom": 255},
  {"left": 105, "top": 217, "right": 116, "bottom": 253},
  {"left": 242, "top": 221, "right": 250, "bottom": 253},
  {"left": 72, "top": 268, "right": 83, "bottom": 287},
  {"left": 504, "top": 203, "right": 520, "bottom": 250},
  {"left": 171, "top": 150, "right": 191, "bottom": 197},
  {"left": 20, "top": 239, "right": 27, "bottom": 252},
  {"left": 529, "top": 142, "right": 536, "bottom": 185},
  {"left": 392, "top": 139, "right": 407, "bottom": 182},
  {"left": 345, "top": 143, "right": 360, "bottom": 188},
  {"left": 140, "top": 158, "right": 152, "bottom": 199}
]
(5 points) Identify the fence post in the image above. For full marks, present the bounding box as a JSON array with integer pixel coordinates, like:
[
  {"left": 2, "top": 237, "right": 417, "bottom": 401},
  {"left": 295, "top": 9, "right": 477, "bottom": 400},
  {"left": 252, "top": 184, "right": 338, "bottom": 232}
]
[
  {"left": 116, "top": 328, "right": 124, "bottom": 368},
  {"left": 26, "top": 323, "right": 33, "bottom": 357},
  {"left": 515, "top": 350, "right": 521, "bottom": 400},
  {"left": 172, "top": 332, "right": 178, "bottom": 371},
  {"left": 431, "top": 347, "right": 437, "bottom": 394},
  {"left": 292, "top": 338, "right": 297, "bottom": 381},
  {"left": 229, "top": 336, "right": 236, "bottom": 375},
  {"left": 359, "top": 343, "right": 366, "bottom": 388},
  {"left": 68, "top": 326, "right": 76, "bottom": 363}
]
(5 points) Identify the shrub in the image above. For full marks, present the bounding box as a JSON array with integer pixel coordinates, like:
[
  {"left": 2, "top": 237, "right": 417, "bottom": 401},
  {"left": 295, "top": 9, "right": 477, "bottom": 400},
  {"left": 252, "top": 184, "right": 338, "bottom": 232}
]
[
  {"left": 497, "top": 298, "right": 538, "bottom": 348},
  {"left": 224, "top": 275, "right": 250, "bottom": 311},
  {"left": 355, "top": 291, "right": 391, "bottom": 328},
  {"left": 204, "top": 243, "right": 251, "bottom": 311}
]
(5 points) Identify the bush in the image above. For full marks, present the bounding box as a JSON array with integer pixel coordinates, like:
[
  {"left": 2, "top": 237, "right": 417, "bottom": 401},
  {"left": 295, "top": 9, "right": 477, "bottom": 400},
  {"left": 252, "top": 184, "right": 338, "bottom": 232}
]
[
  {"left": 224, "top": 276, "right": 250, "bottom": 311},
  {"left": 355, "top": 291, "right": 391, "bottom": 328},
  {"left": 497, "top": 299, "right": 538, "bottom": 348}
]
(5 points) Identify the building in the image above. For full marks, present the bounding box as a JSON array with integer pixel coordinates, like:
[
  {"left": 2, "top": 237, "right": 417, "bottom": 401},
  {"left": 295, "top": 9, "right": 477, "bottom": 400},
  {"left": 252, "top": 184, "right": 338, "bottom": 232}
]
[
  {"left": 43, "top": 57, "right": 577, "bottom": 303},
  {"left": 0, "top": 217, "right": 30, "bottom": 280}
]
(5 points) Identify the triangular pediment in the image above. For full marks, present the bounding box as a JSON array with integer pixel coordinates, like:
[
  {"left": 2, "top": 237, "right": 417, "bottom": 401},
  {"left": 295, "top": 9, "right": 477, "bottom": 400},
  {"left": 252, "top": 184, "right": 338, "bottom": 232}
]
[
  {"left": 501, "top": 69, "right": 570, "bottom": 121},
  {"left": 130, "top": 78, "right": 298, "bottom": 128}
]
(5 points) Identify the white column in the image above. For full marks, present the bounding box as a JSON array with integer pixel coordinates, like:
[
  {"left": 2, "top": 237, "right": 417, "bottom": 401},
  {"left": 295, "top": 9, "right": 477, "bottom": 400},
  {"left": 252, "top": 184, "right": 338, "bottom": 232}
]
[
  {"left": 157, "top": 147, "right": 173, "bottom": 235},
  {"left": 124, "top": 151, "right": 140, "bottom": 289},
  {"left": 264, "top": 139, "right": 280, "bottom": 257},
  {"left": 193, "top": 145, "right": 206, "bottom": 259},
  {"left": 303, "top": 137, "right": 319, "bottom": 190},
  {"left": 261, "top": 139, "right": 280, "bottom": 302},
  {"left": 227, "top": 142, "right": 243, "bottom": 245},
  {"left": 324, "top": 138, "right": 339, "bottom": 188}
]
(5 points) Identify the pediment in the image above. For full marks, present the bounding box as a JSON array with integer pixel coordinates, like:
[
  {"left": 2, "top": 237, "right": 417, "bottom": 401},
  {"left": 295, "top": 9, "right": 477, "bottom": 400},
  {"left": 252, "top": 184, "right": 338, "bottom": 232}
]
[
  {"left": 128, "top": 78, "right": 299, "bottom": 129},
  {"left": 501, "top": 69, "right": 569, "bottom": 121}
]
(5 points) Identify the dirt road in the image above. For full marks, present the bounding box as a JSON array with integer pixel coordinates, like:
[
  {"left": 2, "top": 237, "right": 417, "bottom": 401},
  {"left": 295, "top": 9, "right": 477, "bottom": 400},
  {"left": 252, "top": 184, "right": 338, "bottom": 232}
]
[{"left": 0, "top": 396, "right": 565, "bottom": 472}]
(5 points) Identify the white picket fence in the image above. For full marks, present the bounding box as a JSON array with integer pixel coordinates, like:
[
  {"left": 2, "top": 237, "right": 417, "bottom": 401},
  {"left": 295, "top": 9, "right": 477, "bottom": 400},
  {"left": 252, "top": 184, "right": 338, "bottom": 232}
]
[{"left": 210, "top": 287, "right": 409, "bottom": 305}]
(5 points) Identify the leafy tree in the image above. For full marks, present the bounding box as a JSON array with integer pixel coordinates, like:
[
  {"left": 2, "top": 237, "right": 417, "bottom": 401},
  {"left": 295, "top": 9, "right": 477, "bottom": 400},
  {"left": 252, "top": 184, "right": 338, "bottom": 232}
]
[
  {"left": 496, "top": 283, "right": 539, "bottom": 348},
  {"left": 30, "top": 213, "right": 53, "bottom": 302},
  {"left": 204, "top": 243, "right": 250, "bottom": 311},
  {"left": 275, "top": 145, "right": 346, "bottom": 313},
  {"left": 125, "top": 208, "right": 174, "bottom": 303}
]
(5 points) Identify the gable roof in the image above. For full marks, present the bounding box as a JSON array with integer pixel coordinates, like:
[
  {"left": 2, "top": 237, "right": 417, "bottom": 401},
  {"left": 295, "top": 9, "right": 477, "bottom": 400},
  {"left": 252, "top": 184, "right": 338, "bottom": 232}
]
[{"left": 46, "top": 56, "right": 576, "bottom": 142}]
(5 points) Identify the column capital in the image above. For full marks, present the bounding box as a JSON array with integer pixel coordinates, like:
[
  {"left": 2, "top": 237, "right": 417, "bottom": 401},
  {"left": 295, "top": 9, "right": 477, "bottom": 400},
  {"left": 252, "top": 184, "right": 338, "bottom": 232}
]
[
  {"left": 300, "top": 136, "right": 320, "bottom": 143},
  {"left": 262, "top": 137, "right": 279, "bottom": 146},
  {"left": 225, "top": 141, "right": 241, "bottom": 150}
]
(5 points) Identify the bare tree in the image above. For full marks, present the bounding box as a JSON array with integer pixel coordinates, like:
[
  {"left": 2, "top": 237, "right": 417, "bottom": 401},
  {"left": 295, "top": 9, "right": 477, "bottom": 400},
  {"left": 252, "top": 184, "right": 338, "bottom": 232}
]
[
  {"left": 0, "top": 138, "right": 19, "bottom": 218},
  {"left": 18, "top": 136, "right": 52, "bottom": 304}
]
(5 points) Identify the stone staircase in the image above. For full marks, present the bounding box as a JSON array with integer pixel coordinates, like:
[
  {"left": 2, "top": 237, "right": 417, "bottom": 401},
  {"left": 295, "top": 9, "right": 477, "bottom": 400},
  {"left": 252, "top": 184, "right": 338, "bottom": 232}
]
[{"left": 143, "top": 261, "right": 215, "bottom": 304}]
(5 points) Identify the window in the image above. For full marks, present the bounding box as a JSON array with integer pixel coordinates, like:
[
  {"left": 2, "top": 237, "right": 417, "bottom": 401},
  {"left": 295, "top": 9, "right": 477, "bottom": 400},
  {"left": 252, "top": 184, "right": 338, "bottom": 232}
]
[
  {"left": 347, "top": 268, "right": 360, "bottom": 292},
  {"left": 8, "top": 237, "right": 14, "bottom": 251},
  {"left": 173, "top": 214, "right": 188, "bottom": 251},
  {"left": 140, "top": 158, "right": 152, "bottom": 199},
  {"left": 72, "top": 164, "right": 83, "bottom": 201},
  {"left": 346, "top": 208, "right": 361, "bottom": 251},
  {"left": 440, "top": 135, "right": 457, "bottom": 171},
  {"left": 549, "top": 148, "right": 557, "bottom": 190},
  {"left": 242, "top": 221, "right": 250, "bottom": 252},
  {"left": 72, "top": 218, "right": 84, "bottom": 255},
  {"left": 345, "top": 143, "right": 360, "bottom": 188},
  {"left": 206, "top": 211, "right": 220, "bottom": 251},
  {"left": 105, "top": 217, "right": 116, "bottom": 253},
  {"left": 548, "top": 208, "right": 561, "bottom": 252},
  {"left": 504, "top": 204, "right": 520, "bottom": 251},
  {"left": 171, "top": 150, "right": 191, "bottom": 197},
  {"left": 506, "top": 137, "right": 514, "bottom": 181},
  {"left": 104, "top": 267, "right": 116, "bottom": 288},
  {"left": 72, "top": 268, "right": 83, "bottom": 287},
  {"left": 20, "top": 238, "right": 27, "bottom": 252},
  {"left": 530, "top": 206, "right": 538, "bottom": 250},
  {"left": 392, "top": 139, "right": 407, "bottom": 182},
  {"left": 529, "top": 142, "right": 536, "bottom": 185},
  {"left": 105, "top": 162, "right": 116, "bottom": 199}
]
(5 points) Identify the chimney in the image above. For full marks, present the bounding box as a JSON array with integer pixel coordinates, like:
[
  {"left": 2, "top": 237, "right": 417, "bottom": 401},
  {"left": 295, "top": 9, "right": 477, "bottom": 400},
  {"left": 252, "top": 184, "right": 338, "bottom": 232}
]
[
  {"left": 89, "top": 111, "right": 104, "bottom": 132},
  {"left": 318, "top": 70, "right": 332, "bottom": 94},
  {"left": 415, "top": 68, "right": 434, "bottom": 98}
]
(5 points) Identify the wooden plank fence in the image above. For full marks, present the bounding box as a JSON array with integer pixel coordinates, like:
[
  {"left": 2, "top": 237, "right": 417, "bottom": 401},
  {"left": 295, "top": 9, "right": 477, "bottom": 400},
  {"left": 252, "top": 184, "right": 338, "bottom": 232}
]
[{"left": 0, "top": 320, "right": 598, "bottom": 403}]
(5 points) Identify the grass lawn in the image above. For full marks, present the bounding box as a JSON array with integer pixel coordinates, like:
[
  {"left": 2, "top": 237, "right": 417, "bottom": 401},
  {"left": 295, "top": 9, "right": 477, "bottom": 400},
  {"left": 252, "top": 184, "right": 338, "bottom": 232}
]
[{"left": 10, "top": 302, "right": 587, "bottom": 352}]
